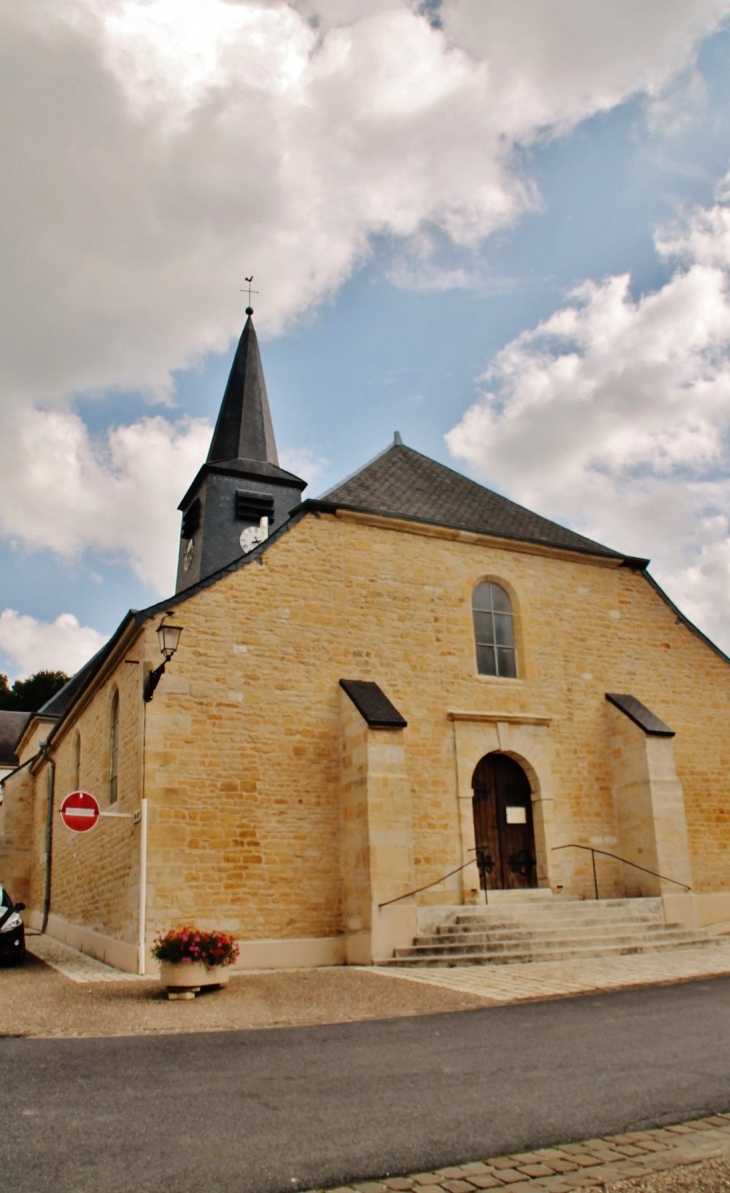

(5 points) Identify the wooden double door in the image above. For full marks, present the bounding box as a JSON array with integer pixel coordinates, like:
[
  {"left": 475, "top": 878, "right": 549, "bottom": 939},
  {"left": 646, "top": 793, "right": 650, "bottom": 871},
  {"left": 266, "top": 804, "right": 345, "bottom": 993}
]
[{"left": 472, "top": 753, "right": 537, "bottom": 891}]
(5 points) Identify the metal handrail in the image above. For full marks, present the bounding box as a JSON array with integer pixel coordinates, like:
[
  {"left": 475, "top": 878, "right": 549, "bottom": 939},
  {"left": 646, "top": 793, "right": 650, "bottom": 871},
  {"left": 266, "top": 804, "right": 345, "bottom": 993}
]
[
  {"left": 378, "top": 840, "right": 691, "bottom": 909},
  {"left": 552, "top": 843, "right": 691, "bottom": 900},
  {"left": 378, "top": 858, "right": 476, "bottom": 909}
]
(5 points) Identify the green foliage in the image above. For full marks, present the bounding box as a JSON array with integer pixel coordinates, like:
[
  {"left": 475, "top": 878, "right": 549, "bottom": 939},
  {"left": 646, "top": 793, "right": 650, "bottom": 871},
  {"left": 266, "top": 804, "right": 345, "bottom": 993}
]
[{"left": 0, "top": 670, "right": 69, "bottom": 712}]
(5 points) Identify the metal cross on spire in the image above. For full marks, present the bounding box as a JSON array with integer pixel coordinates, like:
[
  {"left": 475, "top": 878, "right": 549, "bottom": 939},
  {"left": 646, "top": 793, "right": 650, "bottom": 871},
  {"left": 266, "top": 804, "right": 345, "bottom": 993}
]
[{"left": 241, "top": 275, "right": 259, "bottom": 315}]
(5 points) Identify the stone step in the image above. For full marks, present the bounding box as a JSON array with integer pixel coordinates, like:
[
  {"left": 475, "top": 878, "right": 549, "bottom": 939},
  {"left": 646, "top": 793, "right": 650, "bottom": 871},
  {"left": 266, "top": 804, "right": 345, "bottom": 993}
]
[
  {"left": 438, "top": 911, "right": 667, "bottom": 930},
  {"left": 449, "top": 913, "right": 665, "bottom": 929},
  {"left": 383, "top": 936, "right": 724, "bottom": 968},
  {"left": 453, "top": 898, "right": 665, "bottom": 919},
  {"left": 471, "top": 889, "right": 559, "bottom": 904},
  {"left": 395, "top": 930, "right": 707, "bottom": 959},
  {"left": 419, "top": 924, "right": 694, "bottom": 948}
]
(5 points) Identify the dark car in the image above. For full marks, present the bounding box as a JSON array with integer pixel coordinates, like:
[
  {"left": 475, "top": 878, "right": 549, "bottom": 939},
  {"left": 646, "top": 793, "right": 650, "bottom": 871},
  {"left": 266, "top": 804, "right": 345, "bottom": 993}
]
[{"left": 0, "top": 885, "right": 25, "bottom": 965}]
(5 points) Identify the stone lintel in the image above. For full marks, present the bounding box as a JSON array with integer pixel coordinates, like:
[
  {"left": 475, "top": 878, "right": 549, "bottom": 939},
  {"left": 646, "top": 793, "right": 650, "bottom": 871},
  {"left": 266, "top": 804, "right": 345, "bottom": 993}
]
[{"left": 448, "top": 711, "right": 553, "bottom": 725}]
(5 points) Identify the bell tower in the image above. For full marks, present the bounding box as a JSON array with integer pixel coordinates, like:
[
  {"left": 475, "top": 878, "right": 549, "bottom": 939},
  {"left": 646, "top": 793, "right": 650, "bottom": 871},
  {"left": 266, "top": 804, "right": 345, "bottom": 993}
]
[{"left": 175, "top": 308, "right": 307, "bottom": 590}]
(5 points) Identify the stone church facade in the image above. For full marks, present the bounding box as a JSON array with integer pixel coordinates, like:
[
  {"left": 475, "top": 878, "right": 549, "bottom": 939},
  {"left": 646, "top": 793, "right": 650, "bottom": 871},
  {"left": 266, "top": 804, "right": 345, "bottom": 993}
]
[{"left": 1, "top": 313, "right": 729, "bottom": 972}]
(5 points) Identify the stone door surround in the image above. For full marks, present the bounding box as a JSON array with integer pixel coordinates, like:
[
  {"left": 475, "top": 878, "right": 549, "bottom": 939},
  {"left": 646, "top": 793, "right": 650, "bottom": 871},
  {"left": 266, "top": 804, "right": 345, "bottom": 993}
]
[{"left": 448, "top": 711, "right": 558, "bottom": 900}]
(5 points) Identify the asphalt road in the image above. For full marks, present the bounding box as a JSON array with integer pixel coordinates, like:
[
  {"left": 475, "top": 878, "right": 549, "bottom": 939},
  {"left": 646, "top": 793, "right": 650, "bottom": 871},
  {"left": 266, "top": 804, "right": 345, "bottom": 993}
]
[{"left": 3, "top": 977, "right": 730, "bottom": 1193}]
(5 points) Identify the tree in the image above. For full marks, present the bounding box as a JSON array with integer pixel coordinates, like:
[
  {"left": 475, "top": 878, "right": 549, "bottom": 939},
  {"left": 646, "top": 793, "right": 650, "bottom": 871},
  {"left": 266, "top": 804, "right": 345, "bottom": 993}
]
[{"left": 0, "top": 670, "right": 69, "bottom": 712}]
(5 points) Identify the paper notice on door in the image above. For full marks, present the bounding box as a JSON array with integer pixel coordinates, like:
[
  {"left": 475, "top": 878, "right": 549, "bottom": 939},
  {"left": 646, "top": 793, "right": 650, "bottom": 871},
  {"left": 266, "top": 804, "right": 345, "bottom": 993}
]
[{"left": 505, "top": 806, "right": 527, "bottom": 824}]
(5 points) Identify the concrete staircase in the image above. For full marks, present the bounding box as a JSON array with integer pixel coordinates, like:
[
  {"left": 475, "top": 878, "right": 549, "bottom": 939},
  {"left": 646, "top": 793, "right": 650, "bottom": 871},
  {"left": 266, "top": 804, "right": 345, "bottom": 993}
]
[{"left": 383, "top": 891, "right": 723, "bottom": 968}]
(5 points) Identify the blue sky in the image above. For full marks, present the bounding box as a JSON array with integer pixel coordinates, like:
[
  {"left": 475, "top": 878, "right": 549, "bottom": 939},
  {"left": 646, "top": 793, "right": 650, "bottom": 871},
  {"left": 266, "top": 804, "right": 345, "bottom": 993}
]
[{"left": 2, "top": 2, "right": 730, "bottom": 678}]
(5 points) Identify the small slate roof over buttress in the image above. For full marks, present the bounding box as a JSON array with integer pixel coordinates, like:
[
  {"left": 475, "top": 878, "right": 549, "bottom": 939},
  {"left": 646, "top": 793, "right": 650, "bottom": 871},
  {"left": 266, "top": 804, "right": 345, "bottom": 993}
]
[
  {"left": 318, "top": 442, "right": 625, "bottom": 560},
  {"left": 339, "top": 680, "right": 407, "bottom": 728},
  {"left": 605, "top": 693, "right": 675, "bottom": 737}
]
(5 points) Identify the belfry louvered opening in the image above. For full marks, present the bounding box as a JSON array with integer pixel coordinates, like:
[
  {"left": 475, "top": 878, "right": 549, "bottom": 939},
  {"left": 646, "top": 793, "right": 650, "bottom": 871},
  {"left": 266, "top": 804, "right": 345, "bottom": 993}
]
[
  {"left": 235, "top": 490, "right": 275, "bottom": 522},
  {"left": 181, "top": 498, "right": 201, "bottom": 540}
]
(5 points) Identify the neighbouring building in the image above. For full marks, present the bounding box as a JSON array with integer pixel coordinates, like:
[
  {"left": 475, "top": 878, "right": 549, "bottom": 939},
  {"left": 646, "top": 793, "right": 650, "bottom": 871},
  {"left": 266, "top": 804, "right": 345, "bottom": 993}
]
[{"left": 1, "top": 311, "right": 729, "bottom": 972}]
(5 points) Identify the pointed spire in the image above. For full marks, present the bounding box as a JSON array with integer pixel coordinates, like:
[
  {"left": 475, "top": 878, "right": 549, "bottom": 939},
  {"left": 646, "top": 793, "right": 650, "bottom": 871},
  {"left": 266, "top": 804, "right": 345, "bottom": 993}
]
[{"left": 207, "top": 312, "right": 279, "bottom": 465}]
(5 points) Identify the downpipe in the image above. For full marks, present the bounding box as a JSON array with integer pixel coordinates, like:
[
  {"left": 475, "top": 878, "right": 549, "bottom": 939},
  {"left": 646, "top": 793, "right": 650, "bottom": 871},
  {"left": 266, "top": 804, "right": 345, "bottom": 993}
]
[{"left": 40, "top": 741, "right": 55, "bottom": 934}]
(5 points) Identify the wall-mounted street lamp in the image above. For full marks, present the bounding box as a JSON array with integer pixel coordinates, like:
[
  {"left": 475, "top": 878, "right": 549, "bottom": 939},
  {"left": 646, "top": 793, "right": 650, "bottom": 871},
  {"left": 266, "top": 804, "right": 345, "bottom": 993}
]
[{"left": 143, "top": 614, "right": 183, "bottom": 703}]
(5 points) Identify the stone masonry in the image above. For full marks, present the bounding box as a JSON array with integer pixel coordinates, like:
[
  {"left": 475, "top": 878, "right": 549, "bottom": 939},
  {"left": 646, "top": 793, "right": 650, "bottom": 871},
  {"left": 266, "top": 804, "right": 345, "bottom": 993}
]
[{"left": 3, "top": 503, "right": 730, "bottom": 969}]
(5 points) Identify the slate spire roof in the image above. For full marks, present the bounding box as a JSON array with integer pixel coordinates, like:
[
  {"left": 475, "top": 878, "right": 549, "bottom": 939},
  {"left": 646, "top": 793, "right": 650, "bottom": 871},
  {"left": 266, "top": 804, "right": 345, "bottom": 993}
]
[
  {"left": 207, "top": 312, "right": 279, "bottom": 466},
  {"left": 318, "top": 438, "right": 625, "bottom": 560}
]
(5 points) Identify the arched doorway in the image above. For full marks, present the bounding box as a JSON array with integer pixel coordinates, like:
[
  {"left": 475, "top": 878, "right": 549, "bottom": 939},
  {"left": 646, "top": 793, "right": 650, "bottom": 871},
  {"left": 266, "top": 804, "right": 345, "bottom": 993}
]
[{"left": 472, "top": 753, "right": 537, "bottom": 891}]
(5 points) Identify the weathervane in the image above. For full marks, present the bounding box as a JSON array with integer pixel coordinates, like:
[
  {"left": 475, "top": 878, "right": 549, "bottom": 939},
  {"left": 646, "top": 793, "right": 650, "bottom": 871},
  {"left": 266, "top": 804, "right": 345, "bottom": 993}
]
[{"left": 241, "top": 275, "right": 259, "bottom": 315}]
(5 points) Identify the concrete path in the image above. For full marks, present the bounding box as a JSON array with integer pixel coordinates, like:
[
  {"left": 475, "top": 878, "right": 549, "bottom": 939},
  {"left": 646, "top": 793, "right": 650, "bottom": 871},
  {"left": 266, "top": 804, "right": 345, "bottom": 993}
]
[
  {"left": 2, "top": 978, "right": 730, "bottom": 1193},
  {"left": 378, "top": 941, "right": 730, "bottom": 1004},
  {"left": 302, "top": 1114, "right": 730, "bottom": 1192},
  {"left": 25, "top": 933, "right": 145, "bottom": 982}
]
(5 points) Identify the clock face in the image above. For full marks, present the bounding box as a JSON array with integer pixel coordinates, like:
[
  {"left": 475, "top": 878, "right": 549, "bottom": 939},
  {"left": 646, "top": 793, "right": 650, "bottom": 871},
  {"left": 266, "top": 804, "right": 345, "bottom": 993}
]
[
  {"left": 183, "top": 538, "right": 195, "bottom": 571},
  {"left": 239, "top": 525, "right": 261, "bottom": 554}
]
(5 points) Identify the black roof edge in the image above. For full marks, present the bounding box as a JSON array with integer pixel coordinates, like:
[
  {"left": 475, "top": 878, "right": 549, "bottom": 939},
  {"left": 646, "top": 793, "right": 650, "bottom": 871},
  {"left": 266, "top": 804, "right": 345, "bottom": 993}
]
[
  {"left": 0, "top": 750, "right": 40, "bottom": 789},
  {"left": 639, "top": 569, "right": 730, "bottom": 666},
  {"left": 605, "top": 693, "right": 675, "bottom": 737},
  {"left": 133, "top": 504, "right": 309, "bottom": 626},
  {"left": 34, "top": 514, "right": 305, "bottom": 731},
  {"left": 620, "top": 555, "right": 651, "bottom": 570},
  {"left": 296, "top": 498, "right": 627, "bottom": 563},
  {"left": 35, "top": 611, "right": 139, "bottom": 746},
  {"left": 178, "top": 460, "right": 307, "bottom": 512}
]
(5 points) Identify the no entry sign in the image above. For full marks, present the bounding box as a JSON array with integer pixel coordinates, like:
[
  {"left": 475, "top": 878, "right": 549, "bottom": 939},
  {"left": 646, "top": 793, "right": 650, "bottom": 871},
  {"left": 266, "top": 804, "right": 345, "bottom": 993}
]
[{"left": 60, "top": 791, "right": 100, "bottom": 833}]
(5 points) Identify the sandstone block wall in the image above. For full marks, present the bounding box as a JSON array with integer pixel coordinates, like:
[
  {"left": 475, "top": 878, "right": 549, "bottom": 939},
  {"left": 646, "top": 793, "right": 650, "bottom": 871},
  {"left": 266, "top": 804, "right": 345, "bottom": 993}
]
[
  {"left": 608, "top": 703, "right": 693, "bottom": 896},
  {"left": 25, "top": 638, "right": 145, "bottom": 953},
  {"left": 9, "top": 505, "right": 728, "bottom": 962},
  {"left": 339, "top": 687, "right": 415, "bottom": 962},
  {"left": 0, "top": 765, "right": 35, "bottom": 905},
  {"left": 140, "top": 509, "right": 730, "bottom": 950}
]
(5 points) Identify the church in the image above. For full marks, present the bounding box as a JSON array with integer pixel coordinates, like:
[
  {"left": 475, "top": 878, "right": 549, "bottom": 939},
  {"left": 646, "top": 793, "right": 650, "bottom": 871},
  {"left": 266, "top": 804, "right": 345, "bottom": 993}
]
[{"left": 1, "top": 310, "right": 729, "bottom": 973}]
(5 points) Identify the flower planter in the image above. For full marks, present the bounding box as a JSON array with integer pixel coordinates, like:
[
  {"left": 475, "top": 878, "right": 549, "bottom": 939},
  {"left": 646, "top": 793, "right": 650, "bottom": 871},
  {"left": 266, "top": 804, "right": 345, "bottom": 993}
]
[{"left": 160, "top": 960, "right": 230, "bottom": 1000}]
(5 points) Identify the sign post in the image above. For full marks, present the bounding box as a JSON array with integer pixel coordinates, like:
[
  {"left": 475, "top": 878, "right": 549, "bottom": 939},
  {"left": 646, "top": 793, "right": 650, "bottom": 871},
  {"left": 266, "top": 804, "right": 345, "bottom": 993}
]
[{"left": 58, "top": 791, "right": 146, "bottom": 972}]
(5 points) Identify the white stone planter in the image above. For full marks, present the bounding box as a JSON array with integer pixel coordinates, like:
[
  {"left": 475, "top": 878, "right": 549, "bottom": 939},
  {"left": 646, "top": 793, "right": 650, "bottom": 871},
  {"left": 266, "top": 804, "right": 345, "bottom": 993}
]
[{"left": 160, "top": 960, "right": 230, "bottom": 1000}]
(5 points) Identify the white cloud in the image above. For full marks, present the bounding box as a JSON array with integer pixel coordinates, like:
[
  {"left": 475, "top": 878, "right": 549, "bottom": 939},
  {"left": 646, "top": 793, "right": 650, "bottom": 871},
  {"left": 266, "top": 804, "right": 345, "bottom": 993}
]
[
  {"left": 447, "top": 176, "right": 730, "bottom": 651},
  {"left": 2, "top": 0, "right": 729, "bottom": 406},
  {"left": 0, "top": 610, "right": 108, "bottom": 681},
  {"left": 438, "top": 0, "right": 729, "bottom": 128},
  {"left": 279, "top": 445, "right": 329, "bottom": 484},
  {"left": 0, "top": 407, "right": 211, "bottom": 593},
  {"left": 2, "top": 0, "right": 729, "bottom": 591}
]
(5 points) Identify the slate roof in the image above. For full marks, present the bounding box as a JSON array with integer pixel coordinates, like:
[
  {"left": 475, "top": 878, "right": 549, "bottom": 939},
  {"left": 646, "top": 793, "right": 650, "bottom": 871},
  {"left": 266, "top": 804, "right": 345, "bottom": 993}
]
[
  {"left": 177, "top": 315, "right": 305, "bottom": 512},
  {"left": 36, "top": 614, "right": 137, "bottom": 722},
  {"left": 318, "top": 442, "right": 627, "bottom": 561},
  {"left": 339, "top": 680, "right": 407, "bottom": 728},
  {"left": 19, "top": 438, "right": 729, "bottom": 746},
  {"left": 605, "top": 693, "right": 675, "bottom": 737},
  {"left": 207, "top": 313, "right": 279, "bottom": 466},
  {"left": 0, "top": 712, "right": 32, "bottom": 768}
]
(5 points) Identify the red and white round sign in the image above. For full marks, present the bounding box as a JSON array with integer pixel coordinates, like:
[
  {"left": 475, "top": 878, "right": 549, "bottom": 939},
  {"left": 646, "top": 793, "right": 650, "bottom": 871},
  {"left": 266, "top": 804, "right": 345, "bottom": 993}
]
[{"left": 60, "top": 791, "right": 100, "bottom": 833}]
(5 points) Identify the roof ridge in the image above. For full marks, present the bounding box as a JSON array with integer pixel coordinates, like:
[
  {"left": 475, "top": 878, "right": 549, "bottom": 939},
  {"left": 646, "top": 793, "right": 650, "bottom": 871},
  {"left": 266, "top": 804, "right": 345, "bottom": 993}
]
[
  {"left": 320, "top": 438, "right": 624, "bottom": 560},
  {"left": 316, "top": 439, "right": 401, "bottom": 500}
]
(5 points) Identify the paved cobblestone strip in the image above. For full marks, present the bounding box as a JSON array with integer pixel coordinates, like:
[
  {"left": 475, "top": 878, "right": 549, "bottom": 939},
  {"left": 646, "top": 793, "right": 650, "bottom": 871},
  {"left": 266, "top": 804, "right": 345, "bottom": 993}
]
[
  {"left": 26, "top": 935, "right": 145, "bottom": 982},
  {"left": 302, "top": 1114, "right": 730, "bottom": 1193},
  {"left": 374, "top": 942, "right": 730, "bottom": 1004}
]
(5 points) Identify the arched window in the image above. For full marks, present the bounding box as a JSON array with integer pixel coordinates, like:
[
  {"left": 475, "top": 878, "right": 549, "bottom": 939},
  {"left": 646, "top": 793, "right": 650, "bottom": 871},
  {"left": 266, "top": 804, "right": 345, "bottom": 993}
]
[
  {"left": 472, "top": 582, "right": 517, "bottom": 678},
  {"left": 73, "top": 732, "right": 81, "bottom": 790},
  {"left": 109, "top": 690, "right": 120, "bottom": 805}
]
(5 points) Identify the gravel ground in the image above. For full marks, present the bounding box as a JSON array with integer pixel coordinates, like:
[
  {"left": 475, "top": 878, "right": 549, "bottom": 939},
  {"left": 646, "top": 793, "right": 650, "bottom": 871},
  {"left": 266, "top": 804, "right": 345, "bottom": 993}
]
[
  {"left": 608, "top": 1157, "right": 730, "bottom": 1190},
  {"left": 0, "top": 951, "right": 488, "bottom": 1037}
]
